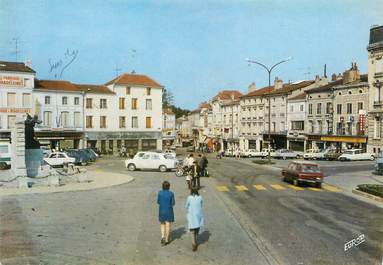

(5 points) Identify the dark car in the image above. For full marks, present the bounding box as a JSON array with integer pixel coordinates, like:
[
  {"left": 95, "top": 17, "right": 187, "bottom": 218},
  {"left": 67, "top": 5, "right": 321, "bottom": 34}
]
[
  {"left": 82, "top": 148, "right": 98, "bottom": 162},
  {"left": 282, "top": 161, "right": 324, "bottom": 188},
  {"left": 66, "top": 149, "right": 91, "bottom": 166},
  {"left": 324, "top": 150, "right": 342, "bottom": 161}
]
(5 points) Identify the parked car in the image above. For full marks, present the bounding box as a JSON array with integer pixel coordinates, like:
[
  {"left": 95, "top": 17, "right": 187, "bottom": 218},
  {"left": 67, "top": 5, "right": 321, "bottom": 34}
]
[
  {"left": 274, "top": 149, "right": 300, "bottom": 159},
  {"left": 374, "top": 152, "right": 383, "bottom": 175},
  {"left": 66, "top": 149, "right": 91, "bottom": 166},
  {"left": 40, "top": 146, "right": 52, "bottom": 157},
  {"left": 85, "top": 148, "right": 99, "bottom": 159},
  {"left": 303, "top": 149, "right": 327, "bottom": 160},
  {"left": 338, "top": 149, "right": 375, "bottom": 161},
  {"left": 0, "top": 143, "right": 11, "bottom": 169},
  {"left": 260, "top": 149, "right": 276, "bottom": 158},
  {"left": 240, "top": 149, "right": 263, "bottom": 158},
  {"left": 163, "top": 149, "right": 176, "bottom": 158},
  {"left": 44, "top": 152, "right": 76, "bottom": 167},
  {"left": 79, "top": 149, "right": 97, "bottom": 162},
  {"left": 324, "top": 150, "right": 342, "bottom": 161},
  {"left": 282, "top": 161, "right": 324, "bottom": 188},
  {"left": 186, "top": 146, "right": 195, "bottom": 152},
  {"left": 125, "top": 151, "right": 178, "bottom": 172}
]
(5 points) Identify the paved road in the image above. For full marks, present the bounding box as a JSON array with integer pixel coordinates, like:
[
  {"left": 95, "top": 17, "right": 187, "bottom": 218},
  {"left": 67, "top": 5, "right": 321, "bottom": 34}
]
[{"left": 209, "top": 157, "right": 383, "bottom": 265}]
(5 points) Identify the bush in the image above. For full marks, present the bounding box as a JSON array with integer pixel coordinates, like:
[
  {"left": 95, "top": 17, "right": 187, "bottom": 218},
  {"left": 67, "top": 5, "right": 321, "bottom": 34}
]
[
  {"left": 357, "top": 184, "right": 383, "bottom": 198},
  {"left": 252, "top": 160, "right": 275, "bottom": 165}
]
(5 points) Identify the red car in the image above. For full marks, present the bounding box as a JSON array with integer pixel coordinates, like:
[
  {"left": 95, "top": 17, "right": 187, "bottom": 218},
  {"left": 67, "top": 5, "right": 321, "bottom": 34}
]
[{"left": 282, "top": 161, "right": 324, "bottom": 188}]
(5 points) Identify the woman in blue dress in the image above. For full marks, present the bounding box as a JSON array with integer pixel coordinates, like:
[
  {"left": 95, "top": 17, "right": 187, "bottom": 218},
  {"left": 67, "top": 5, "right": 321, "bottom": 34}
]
[
  {"left": 157, "top": 181, "right": 175, "bottom": 245},
  {"left": 185, "top": 187, "right": 204, "bottom": 251}
]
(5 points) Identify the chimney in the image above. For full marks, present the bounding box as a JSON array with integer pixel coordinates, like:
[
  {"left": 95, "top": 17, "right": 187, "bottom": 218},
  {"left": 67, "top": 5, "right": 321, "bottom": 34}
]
[
  {"left": 342, "top": 62, "right": 360, "bottom": 84},
  {"left": 274, "top": 77, "right": 283, "bottom": 90},
  {"left": 248, "top": 82, "right": 256, "bottom": 92},
  {"left": 331, "top": 73, "right": 337, "bottom": 81},
  {"left": 315, "top": 75, "right": 320, "bottom": 83},
  {"left": 131, "top": 70, "right": 136, "bottom": 74}
]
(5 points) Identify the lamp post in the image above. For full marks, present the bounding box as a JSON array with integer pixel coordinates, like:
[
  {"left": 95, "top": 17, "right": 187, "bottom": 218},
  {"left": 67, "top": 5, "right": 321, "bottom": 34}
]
[{"left": 245, "top": 57, "right": 292, "bottom": 162}]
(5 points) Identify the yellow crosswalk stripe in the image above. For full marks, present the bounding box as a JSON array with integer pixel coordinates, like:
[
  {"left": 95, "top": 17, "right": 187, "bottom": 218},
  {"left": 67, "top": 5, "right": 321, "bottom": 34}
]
[
  {"left": 216, "top": 186, "right": 229, "bottom": 192},
  {"left": 308, "top": 187, "right": 322, "bottom": 192},
  {"left": 253, "top": 185, "right": 267, "bottom": 190},
  {"left": 287, "top": 184, "right": 304, "bottom": 191},
  {"left": 270, "top": 184, "right": 286, "bottom": 190},
  {"left": 322, "top": 184, "right": 341, "bottom": 192},
  {"left": 235, "top": 185, "right": 248, "bottom": 191}
]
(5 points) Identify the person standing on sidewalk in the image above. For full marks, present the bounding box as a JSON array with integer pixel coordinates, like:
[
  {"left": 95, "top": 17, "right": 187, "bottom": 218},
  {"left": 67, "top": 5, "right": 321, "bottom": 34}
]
[
  {"left": 185, "top": 187, "right": 204, "bottom": 251},
  {"left": 157, "top": 181, "right": 175, "bottom": 246}
]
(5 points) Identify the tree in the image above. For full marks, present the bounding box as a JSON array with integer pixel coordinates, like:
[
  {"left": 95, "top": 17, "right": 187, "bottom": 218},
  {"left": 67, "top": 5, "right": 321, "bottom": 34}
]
[{"left": 162, "top": 88, "right": 174, "bottom": 108}]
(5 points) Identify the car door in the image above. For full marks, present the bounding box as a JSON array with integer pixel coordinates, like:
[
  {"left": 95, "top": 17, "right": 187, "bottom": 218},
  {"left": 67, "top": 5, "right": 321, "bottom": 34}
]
[
  {"left": 136, "top": 153, "right": 150, "bottom": 169},
  {"left": 46, "top": 153, "right": 57, "bottom": 166},
  {"left": 151, "top": 154, "right": 161, "bottom": 169}
]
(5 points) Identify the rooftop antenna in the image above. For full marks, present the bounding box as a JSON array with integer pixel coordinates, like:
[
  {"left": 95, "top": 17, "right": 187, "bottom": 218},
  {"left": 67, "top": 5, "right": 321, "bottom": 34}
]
[
  {"left": 303, "top": 67, "right": 311, "bottom": 80},
  {"left": 114, "top": 63, "right": 121, "bottom": 77},
  {"left": 12, "top": 37, "right": 21, "bottom": 62},
  {"left": 324, "top": 64, "right": 327, "bottom": 78}
]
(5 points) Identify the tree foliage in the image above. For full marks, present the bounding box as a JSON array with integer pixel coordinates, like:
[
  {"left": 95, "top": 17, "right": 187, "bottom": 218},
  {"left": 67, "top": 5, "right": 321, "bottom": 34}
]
[{"left": 162, "top": 88, "right": 190, "bottom": 118}]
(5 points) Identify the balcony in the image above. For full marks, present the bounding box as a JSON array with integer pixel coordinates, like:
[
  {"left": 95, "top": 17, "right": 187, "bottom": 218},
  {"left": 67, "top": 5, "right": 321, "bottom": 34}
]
[{"left": 373, "top": 101, "right": 383, "bottom": 107}]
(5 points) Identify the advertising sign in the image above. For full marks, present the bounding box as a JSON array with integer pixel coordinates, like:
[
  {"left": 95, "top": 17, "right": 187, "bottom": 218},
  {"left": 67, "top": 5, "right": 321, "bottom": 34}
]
[{"left": 0, "top": 75, "right": 24, "bottom": 87}]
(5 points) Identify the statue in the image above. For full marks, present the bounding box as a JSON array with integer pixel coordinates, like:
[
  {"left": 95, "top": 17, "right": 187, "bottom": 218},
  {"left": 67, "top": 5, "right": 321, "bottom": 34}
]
[{"left": 24, "top": 114, "right": 41, "bottom": 149}]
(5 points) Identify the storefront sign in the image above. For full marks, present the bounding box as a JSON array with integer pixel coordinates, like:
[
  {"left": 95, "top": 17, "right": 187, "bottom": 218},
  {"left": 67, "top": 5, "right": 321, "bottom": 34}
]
[
  {"left": 0, "top": 108, "right": 30, "bottom": 113},
  {"left": 0, "top": 76, "right": 24, "bottom": 87},
  {"left": 359, "top": 114, "right": 366, "bottom": 135},
  {"left": 321, "top": 136, "right": 366, "bottom": 143}
]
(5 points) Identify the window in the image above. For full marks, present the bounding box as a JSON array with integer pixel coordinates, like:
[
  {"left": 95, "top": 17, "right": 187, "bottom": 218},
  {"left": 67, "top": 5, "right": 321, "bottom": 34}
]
[
  {"left": 119, "top": 116, "right": 126, "bottom": 128},
  {"left": 290, "top": 105, "right": 293, "bottom": 112},
  {"left": 7, "top": 115, "right": 16, "bottom": 129},
  {"left": 374, "top": 117, "right": 381, "bottom": 139},
  {"left": 131, "top": 98, "right": 138, "bottom": 110},
  {"left": 62, "top": 96, "right": 68, "bottom": 105},
  {"left": 119, "top": 98, "right": 125, "bottom": 109},
  {"left": 291, "top": 121, "right": 304, "bottom": 130},
  {"left": 317, "top": 103, "right": 322, "bottom": 114},
  {"left": 146, "top": 99, "right": 152, "bottom": 110},
  {"left": 357, "top": 102, "right": 363, "bottom": 112},
  {"left": 132, "top": 116, "right": 138, "bottom": 128},
  {"left": 7, "top": 93, "right": 16, "bottom": 107},
  {"left": 43, "top": 111, "right": 52, "bottom": 127},
  {"left": 22, "top": 93, "right": 31, "bottom": 107},
  {"left": 146, "top": 87, "right": 151, "bottom": 95},
  {"left": 308, "top": 104, "right": 313, "bottom": 115},
  {"left": 100, "top": 99, "right": 107, "bottom": 109},
  {"left": 45, "top": 96, "right": 51, "bottom": 105},
  {"left": 300, "top": 104, "right": 304, "bottom": 111},
  {"left": 86, "top": 116, "right": 93, "bottom": 128},
  {"left": 86, "top": 98, "right": 92, "bottom": 109},
  {"left": 74, "top": 112, "right": 81, "bottom": 127},
  {"left": 100, "top": 116, "right": 107, "bottom": 128},
  {"left": 126, "top": 87, "right": 131, "bottom": 95},
  {"left": 61, "top": 111, "right": 69, "bottom": 127},
  {"left": 317, "top": 120, "right": 322, "bottom": 133},
  {"left": 326, "top": 102, "right": 332, "bottom": 114},
  {"left": 146, "top": 117, "right": 152, "bottom": 128},
  {"left": 74, "top": 97, "right": 80, "bottom": 105},
  {"left": 309, "top": 120, "right": 314, "bottom": 133},
  {"left": 347, "top": 103, "right": 352, "bottom": 114},
  {"left": 337, "top": 104, "right": 342, "bottom": 114}
]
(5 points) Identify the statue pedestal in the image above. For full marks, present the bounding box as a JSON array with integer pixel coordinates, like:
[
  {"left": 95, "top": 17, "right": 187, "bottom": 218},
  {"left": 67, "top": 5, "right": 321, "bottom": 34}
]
[{"left": 11, "top": 118, "right": 27, "bottom": 181}]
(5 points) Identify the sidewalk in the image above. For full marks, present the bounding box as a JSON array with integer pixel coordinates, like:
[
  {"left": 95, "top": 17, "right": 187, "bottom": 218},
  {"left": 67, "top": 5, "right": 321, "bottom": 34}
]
[{"left": 0, "top": 167, "right": 134, "bottom": 197}]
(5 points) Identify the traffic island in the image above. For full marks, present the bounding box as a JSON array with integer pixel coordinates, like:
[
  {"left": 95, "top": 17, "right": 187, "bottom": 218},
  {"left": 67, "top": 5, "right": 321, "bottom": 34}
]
[
  {"left": 252, "top": 159, "right": 275, "bottom": 165},
  {"left": 352, "top": 184, "right": 383, "bottom": 203}
]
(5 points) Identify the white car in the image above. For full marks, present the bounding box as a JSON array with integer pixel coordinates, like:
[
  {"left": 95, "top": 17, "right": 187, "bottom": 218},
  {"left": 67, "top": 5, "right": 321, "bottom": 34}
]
[
  {"left": 44, "top": 152, "right": 75, "bottom": 166},
  {"left": 163, "top": 149, "right": 176, "bottom": 158},
  {"left": 274, "top": 149, "right": 300, "bottom": 159},
  {"left": 260, "top": 149, "right": 276, "bottom": 158},
  {"left": 125, "top": 151, "right": 177, "bottom": 172},
  {"left": 338, "top": 149, "right": 375, "bottom": 161},
  {"left": 0, "top": 143, "right": 11, "bottom": 169},
  {"left": 303, "top": 149, "right": 326, "bottom": 160},
  {"left": 240, "top": 149, "right": 263, "bottom": 158}
]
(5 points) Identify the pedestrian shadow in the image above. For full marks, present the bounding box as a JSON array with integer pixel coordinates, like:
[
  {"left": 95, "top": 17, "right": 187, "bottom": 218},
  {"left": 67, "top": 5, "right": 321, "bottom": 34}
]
[
  {"left": 198, "top": 230, "right": 211, "bottom": 245},
  {"left": 171, "top": 226, "right": 187, "bottom": 241}
]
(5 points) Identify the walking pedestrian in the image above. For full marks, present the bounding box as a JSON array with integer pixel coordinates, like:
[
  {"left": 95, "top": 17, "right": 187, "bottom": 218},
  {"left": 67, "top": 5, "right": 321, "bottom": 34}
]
[
  {"left": 157, "top": 181, "right": 175, "bottom": 246},
  {"left": 199, "top": 154, "right": 208, "bottom": 177},
  {"left": 185, "top": 187, "right": 204, "bottom": 251}
]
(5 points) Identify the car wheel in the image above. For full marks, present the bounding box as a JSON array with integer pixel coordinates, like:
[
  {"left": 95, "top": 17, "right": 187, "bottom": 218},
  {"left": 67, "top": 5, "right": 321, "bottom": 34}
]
[
  {"left": 282, "top": 176, "right": 288, "bottom": 182},
  {"left": 370, "top": 155, "right": 375, "bottom": 161},
  {"left": 159, "top": 165, "right": 167, "bottom": 172},
  {"left": 128, "top": 163, "right": 136, "bottom": 171},
  {"left": 315, "top": 182, "right": 322, "bottom": 188},
  {"left": 293, "top": 179, "right": 299, "bottom": 186},
  {"left": 248, "top": 155, "right": 252, "bottom": 158},
  {"left": 81, "top": 162, "right": 88, "bottom": 166},
  {"left": 0, "top": 162, "right": 6, "bottom": 170},
  {"left": 282, "top": 156, "right": 286, "bottom": 160}
]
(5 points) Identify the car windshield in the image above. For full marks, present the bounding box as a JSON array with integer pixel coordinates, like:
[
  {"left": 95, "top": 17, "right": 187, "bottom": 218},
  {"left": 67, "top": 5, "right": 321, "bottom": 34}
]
[
  {"left": 164, "top": 154, "right": 174, "bottom": 159},
  {"left": 343, "top": 151, "right": 353, "bottom": 155},
  {"left": 302, "top": 165, "right": 321, "bottom": 173}
]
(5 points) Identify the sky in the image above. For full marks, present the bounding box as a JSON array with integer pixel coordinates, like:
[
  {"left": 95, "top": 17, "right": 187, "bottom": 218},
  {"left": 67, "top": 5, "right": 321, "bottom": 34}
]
[{"left": 0, "top": 0, "right": 382, "bottom": 110}]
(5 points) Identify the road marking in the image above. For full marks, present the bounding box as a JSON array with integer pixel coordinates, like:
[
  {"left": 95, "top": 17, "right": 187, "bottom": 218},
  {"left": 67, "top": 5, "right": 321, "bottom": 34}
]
[
  {"left": 253, "top": 184, "right": 267, "bottom": 190},
  {"left": 308, "top": 187, "right": 322, "bottom": 192},
  {"left": 235, "top": 185, "right": 248, "bottom": 191},
  {"left": 270, "top": 184, "right": 286, "bottom": 190},
  {"left": 216, "top": 186, "right": 229, "bottom": 192},
  {"left": 287, "top": 184, "right": 304, "bottom": 191},
  {"left": 322, "top": 184, "right": 341, "bottom": 192}
]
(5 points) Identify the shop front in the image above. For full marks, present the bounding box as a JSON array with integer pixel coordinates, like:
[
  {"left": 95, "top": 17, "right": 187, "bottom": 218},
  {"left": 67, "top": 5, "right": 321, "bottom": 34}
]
[
  {"left": 305, "top": 134, "right": 367, "bottom": 151},
  {"left": 35, "top": 130, "right": 84, "bottom": 149},
  {"left": 262, "top": 133, "right": 287, "bottom": 149}
]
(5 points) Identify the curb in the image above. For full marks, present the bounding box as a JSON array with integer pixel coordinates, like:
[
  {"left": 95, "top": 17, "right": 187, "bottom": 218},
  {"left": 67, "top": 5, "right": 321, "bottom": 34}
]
[{"left": 352, "top": 189, "right": 383, "bottom": 203}]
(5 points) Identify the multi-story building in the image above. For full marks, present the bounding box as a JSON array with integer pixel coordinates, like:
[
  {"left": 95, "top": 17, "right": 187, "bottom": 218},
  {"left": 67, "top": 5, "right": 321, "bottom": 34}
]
[
  {"left": 176, "top": 115, "right": 192, "bottom": 147},
  {"left": 367, "top": 25, "right": 383, "bottom": 155},
  {"left": 305, "top": 64, "right": 369, "bottom": 151},
  {"left": 162, "top": 108, "right": 176, "bottom": 148},
  {"left": 33, "top": 80, "right": 86, "bottom": 149},
  {"left": 286, "top": 93, "right": 306, "bottom": 151},
  {"left": 0, "top": 61, "right": 35, "bottom": 141}
]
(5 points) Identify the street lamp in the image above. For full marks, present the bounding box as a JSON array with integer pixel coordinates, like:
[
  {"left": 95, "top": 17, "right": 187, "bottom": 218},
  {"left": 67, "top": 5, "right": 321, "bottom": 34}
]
[{"left": 245, "top": 57, "right": 292, "bottom": 162}]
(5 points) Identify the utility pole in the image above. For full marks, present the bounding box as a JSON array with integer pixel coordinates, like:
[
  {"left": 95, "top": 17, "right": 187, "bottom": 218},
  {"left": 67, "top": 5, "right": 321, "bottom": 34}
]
[{"left": 246, "top": 57, "right": 292, "bottom": 163}]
